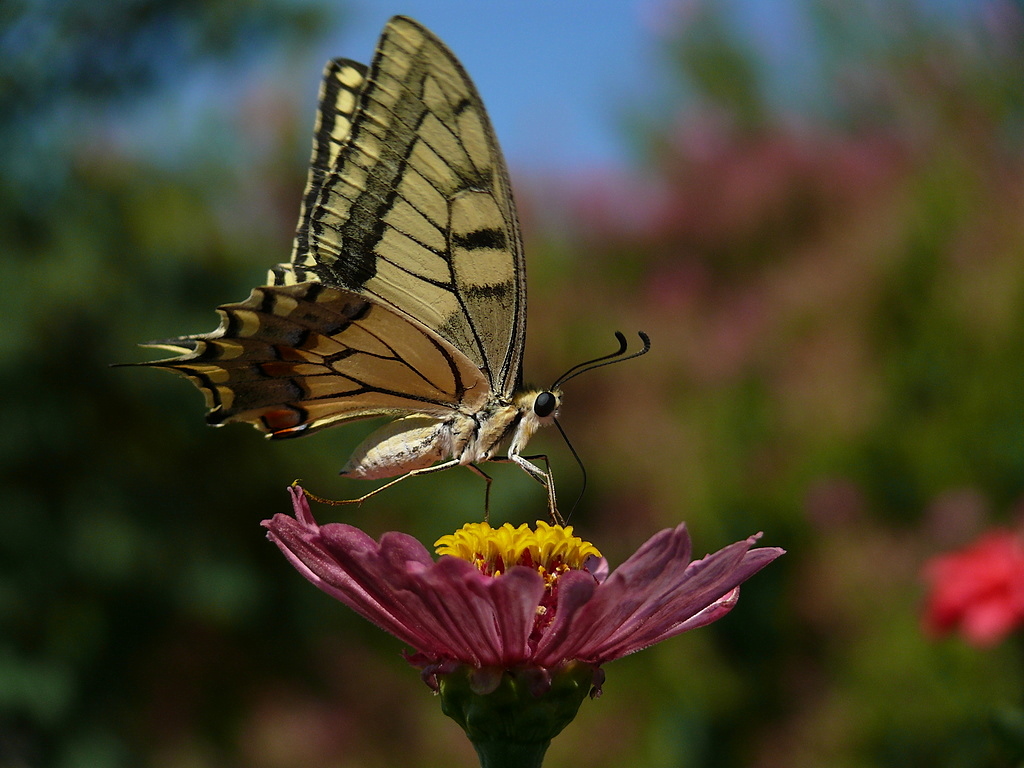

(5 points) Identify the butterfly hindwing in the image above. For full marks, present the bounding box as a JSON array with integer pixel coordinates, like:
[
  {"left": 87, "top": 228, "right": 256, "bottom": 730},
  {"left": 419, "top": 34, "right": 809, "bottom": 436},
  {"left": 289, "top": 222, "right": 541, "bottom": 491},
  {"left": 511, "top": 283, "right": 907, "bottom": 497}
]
[
  {"left": 270, "top": 16, "right": 526, "bottom": 395},
  {"left": 142, "top": 283, "right": 488, "bottom": 437}
]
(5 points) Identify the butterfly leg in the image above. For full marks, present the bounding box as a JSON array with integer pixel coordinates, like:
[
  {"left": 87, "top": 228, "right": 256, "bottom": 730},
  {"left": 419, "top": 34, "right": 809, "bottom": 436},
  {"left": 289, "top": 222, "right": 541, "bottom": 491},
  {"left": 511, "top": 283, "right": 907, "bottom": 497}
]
[
  {"left": 466, "top": 464, "right": 494, "bottom": 520},
  {"left": 309, "top": 459, "right": 463, "bottom": 506},
  {"left": 521, "top": 454, "right": 560, "bottom": 524},
  {"left": 493, "top": 453, "right": 560, "bottom": 523}
]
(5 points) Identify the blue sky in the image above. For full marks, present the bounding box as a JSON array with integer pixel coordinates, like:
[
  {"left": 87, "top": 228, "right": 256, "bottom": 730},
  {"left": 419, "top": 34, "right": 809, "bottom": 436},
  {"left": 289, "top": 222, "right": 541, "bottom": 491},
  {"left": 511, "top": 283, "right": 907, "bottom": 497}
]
[
  {"left": 310, "top": 1, "right": 672, "bottom": 173},
  {"left": 313, "top": 1, "right": 982, "bottom": 174},
  {"left": 305, "top": 0, "right": 831, "bottom": 173},
  {"left": 99, "top": 1, "right": 673, "bottom": 189},
  {"left": 112, "top": 0, "right": 980, "bottom": 178}
]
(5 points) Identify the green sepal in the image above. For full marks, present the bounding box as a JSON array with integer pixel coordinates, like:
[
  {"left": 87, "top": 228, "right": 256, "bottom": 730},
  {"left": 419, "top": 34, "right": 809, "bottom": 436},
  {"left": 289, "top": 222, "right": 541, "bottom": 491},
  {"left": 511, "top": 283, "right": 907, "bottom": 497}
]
[{"left": 438, "top": 661, "right": 597, "bottom": 768}]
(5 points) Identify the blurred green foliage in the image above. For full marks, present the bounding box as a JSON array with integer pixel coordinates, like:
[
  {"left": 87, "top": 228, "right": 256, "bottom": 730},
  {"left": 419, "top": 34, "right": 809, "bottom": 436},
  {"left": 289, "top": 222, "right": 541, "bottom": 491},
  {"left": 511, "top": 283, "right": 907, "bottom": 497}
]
[{"left": 4, "top": 1, "right": 1024, "bottom": 767}]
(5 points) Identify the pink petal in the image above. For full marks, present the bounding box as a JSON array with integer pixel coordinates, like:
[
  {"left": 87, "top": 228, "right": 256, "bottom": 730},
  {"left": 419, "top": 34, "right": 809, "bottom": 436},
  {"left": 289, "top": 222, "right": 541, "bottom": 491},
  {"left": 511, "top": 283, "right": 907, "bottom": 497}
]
[
  {"left": 264, "top": 512, "right": 443, "bottom": 651},
  {"left": 537, "top": 527, "right": 783, "bottom": 664},
  {"left": 263, "top": 491, "right": 545, "bottom": 665},
  {"left": 530, "top": 571, "right": 600, "bottom": 667}
]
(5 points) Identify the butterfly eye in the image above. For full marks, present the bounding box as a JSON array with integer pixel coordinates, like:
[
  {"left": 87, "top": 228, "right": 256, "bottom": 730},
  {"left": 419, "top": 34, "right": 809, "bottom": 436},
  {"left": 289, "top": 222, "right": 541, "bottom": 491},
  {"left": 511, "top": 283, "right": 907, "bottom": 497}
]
[{"left": 534, "top": 391, "right": 557, "bottom": 418}]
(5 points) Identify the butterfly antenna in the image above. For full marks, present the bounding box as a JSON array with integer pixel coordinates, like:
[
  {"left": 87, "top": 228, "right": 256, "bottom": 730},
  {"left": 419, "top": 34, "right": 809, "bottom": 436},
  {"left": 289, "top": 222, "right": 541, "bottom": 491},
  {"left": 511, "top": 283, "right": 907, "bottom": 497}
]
[
  {"left": 553, "top": 417, "right": 587, "bottom": 522},
  {"left": 552, "top": 331, "right": 651, "bottom": 389}
]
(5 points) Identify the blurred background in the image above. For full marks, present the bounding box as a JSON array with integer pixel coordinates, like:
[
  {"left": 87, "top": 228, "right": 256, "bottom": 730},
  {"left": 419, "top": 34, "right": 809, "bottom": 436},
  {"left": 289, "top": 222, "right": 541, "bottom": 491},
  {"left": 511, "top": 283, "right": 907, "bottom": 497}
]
[{"left": 4, "top": 0, "right": 1024, "bottom": 765}]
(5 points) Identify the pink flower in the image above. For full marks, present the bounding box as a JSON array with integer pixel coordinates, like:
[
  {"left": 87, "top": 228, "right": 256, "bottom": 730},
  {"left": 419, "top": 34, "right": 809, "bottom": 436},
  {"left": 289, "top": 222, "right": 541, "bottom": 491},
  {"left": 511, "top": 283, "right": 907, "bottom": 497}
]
[
  {"left": 922, "top": 528, "right": 1024, "bottom": 646},
  {"left": 263, "top": 487, "right": 784, "bottom": 689}
]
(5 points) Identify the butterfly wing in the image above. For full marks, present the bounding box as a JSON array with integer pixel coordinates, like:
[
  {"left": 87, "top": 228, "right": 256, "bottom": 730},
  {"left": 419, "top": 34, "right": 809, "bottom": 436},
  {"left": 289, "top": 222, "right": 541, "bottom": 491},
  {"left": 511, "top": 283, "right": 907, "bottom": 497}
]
[
  {"left": 141, "top": 283, "right": 489, "bottom": 438},
  {"left": 139, "top": 16, "right": 526, "bottom": 440},
  {"left": 271, "top": 16, "right": 527, "bottom": 397}
]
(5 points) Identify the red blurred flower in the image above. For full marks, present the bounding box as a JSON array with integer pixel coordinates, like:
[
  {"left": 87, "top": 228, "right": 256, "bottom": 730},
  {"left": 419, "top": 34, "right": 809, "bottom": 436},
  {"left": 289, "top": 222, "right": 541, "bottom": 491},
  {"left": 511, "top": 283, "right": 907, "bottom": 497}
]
[{"left": 922, "top": 528, "right": 1024, "bottom": 646}]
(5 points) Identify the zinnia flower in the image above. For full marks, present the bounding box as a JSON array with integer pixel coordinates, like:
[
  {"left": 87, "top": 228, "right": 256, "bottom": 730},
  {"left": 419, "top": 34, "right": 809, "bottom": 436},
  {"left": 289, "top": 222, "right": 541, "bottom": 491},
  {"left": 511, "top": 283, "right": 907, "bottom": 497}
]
[
  {"left": 923, "top": 528, "right": 1024, "bottom": 647},
  {"left": 263, "top": 486, "right": 784, "bottom": 768}
]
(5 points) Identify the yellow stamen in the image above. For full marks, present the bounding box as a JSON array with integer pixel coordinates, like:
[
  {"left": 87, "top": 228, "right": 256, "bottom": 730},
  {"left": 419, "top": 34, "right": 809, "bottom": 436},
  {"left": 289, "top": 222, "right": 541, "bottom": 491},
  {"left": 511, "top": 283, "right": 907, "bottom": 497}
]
[{"left": 435, "top": 521, "right": 602, "bottom": 579}]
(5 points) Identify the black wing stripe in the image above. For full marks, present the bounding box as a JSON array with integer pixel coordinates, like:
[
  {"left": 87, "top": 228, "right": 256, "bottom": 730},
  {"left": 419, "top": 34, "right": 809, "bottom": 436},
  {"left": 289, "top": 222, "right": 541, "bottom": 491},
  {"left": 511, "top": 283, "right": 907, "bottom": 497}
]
[{"left": 293, "top": 59, "right": 369, "bottom": 269}]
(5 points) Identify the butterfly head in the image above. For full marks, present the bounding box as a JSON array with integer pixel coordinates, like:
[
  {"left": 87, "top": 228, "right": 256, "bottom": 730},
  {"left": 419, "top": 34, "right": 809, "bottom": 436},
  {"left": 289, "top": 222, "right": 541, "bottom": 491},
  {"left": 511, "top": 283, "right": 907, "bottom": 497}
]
[{"left": 517, "top": 388, "right": 562, "bottom": 426}]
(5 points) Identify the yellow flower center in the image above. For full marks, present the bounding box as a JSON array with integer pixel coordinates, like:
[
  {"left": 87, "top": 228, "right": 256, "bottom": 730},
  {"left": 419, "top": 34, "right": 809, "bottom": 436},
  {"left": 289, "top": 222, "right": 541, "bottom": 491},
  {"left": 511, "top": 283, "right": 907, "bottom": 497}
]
[{"left": 435, "top": 521, "right": 602, "bottom": 585}]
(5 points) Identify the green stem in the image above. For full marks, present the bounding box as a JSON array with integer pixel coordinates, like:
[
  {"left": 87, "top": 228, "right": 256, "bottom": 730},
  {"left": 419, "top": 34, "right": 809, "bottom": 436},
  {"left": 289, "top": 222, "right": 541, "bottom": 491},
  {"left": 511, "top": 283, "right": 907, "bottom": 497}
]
[
  {"left": 471, "top": 739, "right": 550, "bottom": 768},
  {"left": 436, "top": 662, "right": 596, "bottom": 768}
]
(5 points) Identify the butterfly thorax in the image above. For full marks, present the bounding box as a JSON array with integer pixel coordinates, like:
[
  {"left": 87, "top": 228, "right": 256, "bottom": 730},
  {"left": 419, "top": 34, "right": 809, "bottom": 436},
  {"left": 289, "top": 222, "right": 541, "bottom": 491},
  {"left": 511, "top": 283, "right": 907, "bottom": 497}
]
[{"left": 471, "top": 387, "right": 561, "bottom": 463}]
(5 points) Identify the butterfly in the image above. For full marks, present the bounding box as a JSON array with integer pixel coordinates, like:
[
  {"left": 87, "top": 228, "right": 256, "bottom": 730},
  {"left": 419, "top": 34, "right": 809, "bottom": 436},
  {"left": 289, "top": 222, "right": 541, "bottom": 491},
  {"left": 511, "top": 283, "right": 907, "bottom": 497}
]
[{"left": 136, "top": 16, "right": 649, "bottom": 517}]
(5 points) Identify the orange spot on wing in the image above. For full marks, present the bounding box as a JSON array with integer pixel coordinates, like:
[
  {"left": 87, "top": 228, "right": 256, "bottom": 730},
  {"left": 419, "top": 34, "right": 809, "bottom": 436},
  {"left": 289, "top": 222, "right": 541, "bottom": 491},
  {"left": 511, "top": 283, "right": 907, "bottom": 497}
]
[{"left": 262, "top": 408, "right": 304, "bottom": 433}]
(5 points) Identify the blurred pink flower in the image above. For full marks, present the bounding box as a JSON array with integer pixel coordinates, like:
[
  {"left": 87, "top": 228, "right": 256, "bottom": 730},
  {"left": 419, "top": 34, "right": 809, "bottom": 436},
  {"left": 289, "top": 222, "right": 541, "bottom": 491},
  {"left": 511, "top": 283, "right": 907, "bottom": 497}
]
[
  {"left": 263, "top": 487, "right": 783, "bottom": 691},
  {"left": 568, "top": 117, "right": 904, "bottom": 256},
  {"left": 922, "top": 528, "right": 1024, "bottom": 646}
]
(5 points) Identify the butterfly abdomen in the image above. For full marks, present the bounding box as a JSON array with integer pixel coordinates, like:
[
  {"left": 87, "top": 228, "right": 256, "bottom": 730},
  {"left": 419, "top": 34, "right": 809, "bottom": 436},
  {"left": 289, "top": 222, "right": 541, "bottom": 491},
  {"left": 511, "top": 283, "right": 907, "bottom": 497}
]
[{"left": 341, "top": 414, "right": 454, "bottom": 479}]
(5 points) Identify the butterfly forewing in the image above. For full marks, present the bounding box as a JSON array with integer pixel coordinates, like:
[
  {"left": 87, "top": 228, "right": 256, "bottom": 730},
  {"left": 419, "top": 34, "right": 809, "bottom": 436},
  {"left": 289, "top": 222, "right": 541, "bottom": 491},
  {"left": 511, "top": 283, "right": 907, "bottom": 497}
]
[{"left": 272, "top": 16, "right": 526, "bottom": 395}]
